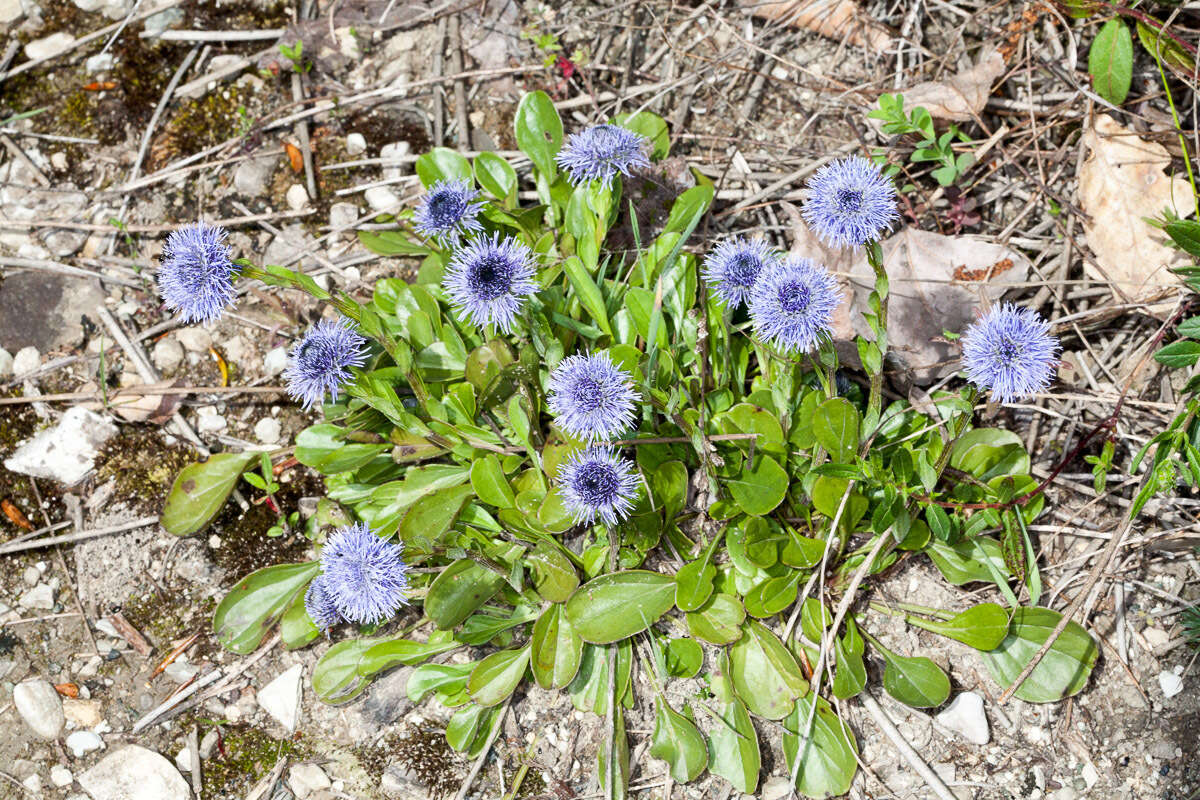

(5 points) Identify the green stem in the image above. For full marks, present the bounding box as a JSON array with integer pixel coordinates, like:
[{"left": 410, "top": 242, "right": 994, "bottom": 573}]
[
  {"left": 1150, "top": 37, "right": 1200, "bottom": 219},
  {"left": 865, "top": 241, "right": 889, "bottom": 427}
]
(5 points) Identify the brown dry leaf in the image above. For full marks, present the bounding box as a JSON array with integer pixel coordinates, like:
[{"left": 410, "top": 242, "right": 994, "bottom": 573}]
[
  {"left": 747, "top": 0, "right": 892, "bottom": 51},
  {"left": 783, "top": 204, "right": 1031, "bottom": 384},
  {"left": 895, "top": 47, "right": 1005, "bottom": 122},
  {"left": 80, "top": 380, "right": 183, "bottom": 424},
  {"left": 1078, "top": 114, "right": 1195, "bottom": 302}
]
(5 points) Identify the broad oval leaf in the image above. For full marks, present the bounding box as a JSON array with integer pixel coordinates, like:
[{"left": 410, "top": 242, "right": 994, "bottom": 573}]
[
  {"left": 531, "top": 604, "right": 584, "bottom": 689},
  {"left": 358, "top": 631, "right": 460, "bottom": 676},
  {"left": 406, "top": 662, "right": 473, "bottom": 703},
  {"left": 1088, "top": 19, "right": 1133, "bottom": 105},
  {"left": 425, "top": 558, "right": 505, "bottom": 630},
  {"left": 949, "top": 428, "right": 1030, "bottom": 481},
  {"left": 649, "top": 695, "right": 708, "bottom": 783},
  {"left": 674, "top": 558, "right": 716, "bottom": 612},
  {"left": 664, "top": 637, "right": 704, "bottom": 678},
  {"left": 162, "top": 452, "right": 256, "bottom": 536},
  {"left": 280, "top": 590, "right": 319, "bottom": 650},
  {"left": 513, "top": 90, "right": 563, "bottom": 178},
  {"left": 782, "top": 693, "right": 858, "bottom": 798},
  {"left": 729, "top": 620, "right": 808, "bottom": 719},
  {"left": 474, "top": 151, "right": 518, "bottom": 204},
  {"left": 295, "top": 424, "right": 387, "bottom": 474},
  {"left": 687, "top": 594, "right": 746, "bottom": 645},
  {"left": 312, "top": 638, "right": 376, "bottom": 703},
  {"left": 812, "top": 398, "right": 860, "bottom": 463},
  {"left": 907, "top": 603, "right": 1011, "bottom": 651},
  {"left": 728, "top": 455, "right": 788, "bottom": 516},
  {"left": 564, "top": 571, "right": 676, "bottom": 644},
  {"left": 880, "top": 650, "right": 951, "bottom": 708},
  {"left": 980, "top": 607, "right": 1098, "bottom": 703},
  {"left": 528, "top": 544, "right": 579, "bottom": 603},
  {"left": 415, "top": 146, "right": 473, "bottom": 187},
  {"left": 213, "top": 562, "right": 319, "bottom": 654},
  {"left": 706, "top": 696, "right": 760, "bottom": 794},
  {"left": 470, "top": 454, "right": 516, "bottom": 509},
  {"left": 468, "top": 646, "right": 531, "bottom": 707}
]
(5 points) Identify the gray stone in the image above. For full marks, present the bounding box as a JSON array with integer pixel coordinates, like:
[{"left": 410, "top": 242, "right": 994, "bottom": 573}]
[
  {"left": 23, "top": 565, "right": 39, "bottom": 585},
  {"left": 329, "top": 202, "right": 358, "bottom": 231},
  {"left": 66, "top": 730, "right": 102, "bottom": 758},
  {"left": 345, "top": 133, "right": 366, "bottom": 156},
  {"left": 1158, "top": 670, "right": 1184, "bottom": 699},
  {"left": 12, "top": 345, "right": 39, "bottom": 377},
  {"left": 78, "top": 746, "right": 189, "bottom": 800},
  {"left": 141, "top": 5, "right": 183, "bottom": 36},
  {"left": 85, "top": 52, "right": 114, "bottom": 72},
  {"left": 254, "top": 417, "right": 281, "bottom": 445},
  {"left": 195, "top": 407, "right": 227, "bottom": 434},
  {"left": 288, "top": 763, "right": 331, "bottom": 799},
  {"left": 198, "top": 729, "right": 219, "bottom": 758},
  {"left": 163, "top": 659, "right": 199, "bottom": 683},
  {"left": 175, "top": 326, "right": 212, "bottom": 353},
  {"left": 0, "top": 347, "right": 12, "bottom": 377},
  {"left": 935, "top": 691, "right": 990, "bottom": 745},
  {"left": 0, "top": 0, "right": 23, "bottom": 25},
  {"left": 380, "top": 765, "right": 424, "bottom": 799},
  {"left": 174, "top": 746, "right": 194, "bottom": 773},
  {"left": 380, "top": 142, "right": 410, "bottom": 181},
  {"left": 14, "top": 679, "right": 65, "bottom": 740},
  {"left": 234, "top": 154, "right": 276, "bottom": 197},
  {"left": 4, "top": 407, "right": 118, "bottom": 486},
  {"left": 258, "top": 664, "right": 303, "bottom": 731},
  {"left": 151, "top": 338, "right": 184, "bottom": 373},
  {"left": 22, "top": 775, "right": 40, "bottom": 794},
  {"left": 0, "top": 272, "right": 106, "bottom": 356},
  {"left": 18, "top": 583, "right": 54, "bottom": 610},
  {"left": 25, "top": 32, "right": 75, "bottom": 61},
  {"left": 365, "top": 186, "right": 399, "bottom": 212},
  {"left": 760, "top": 776, "right": 791, "bottom": 800},
  {"left": 286, "top": 184, "right": 309, "bottom": 211},
  {"left": 263, "top": 346, "right": 289, "bottom": 376},
  {"left": 50, "top": 765, "right": 73, "bottom": 787}
]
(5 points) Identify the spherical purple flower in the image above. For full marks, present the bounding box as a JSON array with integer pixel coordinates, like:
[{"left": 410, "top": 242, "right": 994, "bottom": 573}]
[
  {"left": 555, "top": 124, "right": 651, "bottom": 188},
  {"left": 284, "top": 317, "right": 368, "bottom": 411},
  {"left": 547, "top": 352, "right": 639, "bottom": 443},
  {"left": 801, "top": 156, "right": 899, "bottom": 248},
  {"left": 158, "top": 222, "right": 237, "bottom": 323},
  {"left": 304, "top": 574, "right": 342, "bottom": 632},
  {"left": 961, "top": 303, "right": 1059, "bottom": 403},
  {"left": 413, "top": 179, "right": 484, "bottom": 245},
  {"left": 320, "top": 522, "right": 410, "bottom": 625},
  {"left": 443, "top": 232, "right": 539, "bottom": 333},
  {"left": 557, "top": 447, "right": 640, "bottom": 526},
  {"left": 749, "top": 257, "right": 842, "bottom": 354},
  {"left": 702, "top": 237, "right": 779, "bottom": 309}
]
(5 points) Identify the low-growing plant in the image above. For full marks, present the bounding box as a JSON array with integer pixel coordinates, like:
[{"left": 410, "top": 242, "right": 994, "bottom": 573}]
[
  {"left": 869, "top": 92, "right": 974, "bottom": 187},
  {"left": 159, "top": 91, "right": 1099, "bottom": 797}
]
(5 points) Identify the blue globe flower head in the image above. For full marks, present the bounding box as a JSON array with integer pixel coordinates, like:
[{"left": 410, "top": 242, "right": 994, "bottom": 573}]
[
  {"left": 749, "top": 256, "right": 842, "bottom": 354},
  {"left": 557, "top": 447, "right": 640, "bottom": 526},
  {"left": 555, "top": 123, "right": 651, "bottom": 188},
  {"left": 702, "top": 237, "right": 780, "bottom": 309},
  {"left": 320, "top": 522, "right": 410, "bottom": 625},
  {"left": 443, "top": 232, "right": 539, "bottom": 333},
  {"left": 801, "top": 156, "right": 899, "bottom": 248},
  {"left": 304, "top": 574, "right": 341, "bottom": 632},
  {"left": 961, "top": 303, "right": 1059, "bottom": 403},
  {"left": 284, "top": 317, "right": 368, "bottom": 411},
  {"left": 158, "top": 222, "right": 237, "bottom": 323},
  {"left": 547, "top": 352, "right": 640, "bottom": 443},
  {"left": 413, "top": 179, "right": 484, "bottom": 245}
]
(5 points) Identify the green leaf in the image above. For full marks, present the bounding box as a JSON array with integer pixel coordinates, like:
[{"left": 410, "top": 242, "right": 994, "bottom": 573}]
[
  {"left": 565, "top": 571, "right": 676, "bottom": 644},
  {"left": 648, "top": 460, "right": 688, "bottom": 520},
  {"left": 782, "top": 693, "right": 858, "bottom": 798},
  {"left": 1154, "top": 340, "right": 1200, "bottom": 368},
  {"left": 1176, "top": 315, "right": 1200, "bottom": 339},
  {"left": 296, "top": 425, "right": 389, "bottom": 474},
  {"left": 468, "top": 646, "right": 531, "bottom": 706},
  {"left": 611, "top": 111, "right": 670, "bottom": 159},
  {"left": 662, "top": 185, "right": 714, "bottom": 237},
  {"left": 357, "top": 230, "right": 430, "bottom": 257},
  {"left": 649, "top": 695, "right": 708, "bottom": 783},
  {"left": 162, "top": 452, "right": 257, "bottom": 536},
  {"left": 831, "top": 619, "right": 867, "bottom": 700},
  {"left": 446, "top": 704, "right": 486, "bottom": 751},
  {"left": 569, "top": 641, "right": 633, "bottom": 715},
  {"left": 396, "top": 483, "right": 473, "bottom": 550},
  {"left": 562, "top": 256, "right": 613, "bottom": 336},
  {"left": 1165, "top": 219, "right": 1200, "bottom": 259},
  {"left": 706, "top": 695, "right": 760, "bottom": 794},
  {"left": 597, "top": 706, "right": 630, "bottom": 800},
  {"left": 664, "top": 637, "right": 704, "bottom": 678},
  {"left": 514, "top": 90, "right": 563, "bottom": 178},
  {"left": 531, "top": 604, "right": 584, "bottom": 689},
  {"left": 358, "top": 632, "right": 460, "bottom": 675},
  {"left": 743, "top": 572, "right": 801, "bottom": 619},
  {"left": 212, "top": 562, "right": 319, "bottom": 654},
  {"left": 904, "top": 603, "right": 1011, "bottom": 651},
  {"left": 527, "top": 544, "right": 579, "bottom": 603},
  {"left": 1088, "top": 19, "right": 1133, "bottom": 105},
  {"left": 1136, "top": 19, "right": 1196, "bottom": 78},
  {"left": 675, "top": 558, "right": 716, "bottom": 612},
  {"left": 425, "top": 558, "right": 505, "bottom": 630},
  {"left": 312, "top": 638, "right": 376, "bottom": 703},
  {"left": 474, "top": 151, "right": 518, "bottom": 205},
  {"left": 925, "top": 537, "right": 1010, "bottom": 585},
  {"left": 980, "top": 607, "right": 1098, "bottom": 703},
  {"left": 405, "top": 662, "right": 472, "bottom": 703},
  {"left": 686, "top": 594, "right": 746, "bottom": 645},
  {"left": 729, "top": 620, "right": 809, "bottom": 719},
  {"left": 812, "top": 398, "right": 861, "bottom": 462},
  {"left": 415, "top": 146, "right": 473, "bottom": 187},
  {"left": 470, "top": 454, "right": 516, "bottom": 508},
  {"left": 950, "top": 429, "right": 1030, "bottom": 481},
  {"left": 279, "top": 585, "right": 320, "bottom": 650},
  {"left": 879, "top": 646, "right": 951, "bottom": 708},
  {"left": 728, "top": 455, "right": 789, "bottom": 516}
]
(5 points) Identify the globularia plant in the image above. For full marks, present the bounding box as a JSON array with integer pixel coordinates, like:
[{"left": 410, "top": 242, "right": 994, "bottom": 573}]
[{"left": 159, "top": 91, "right": 1097, "bottom": 797}]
